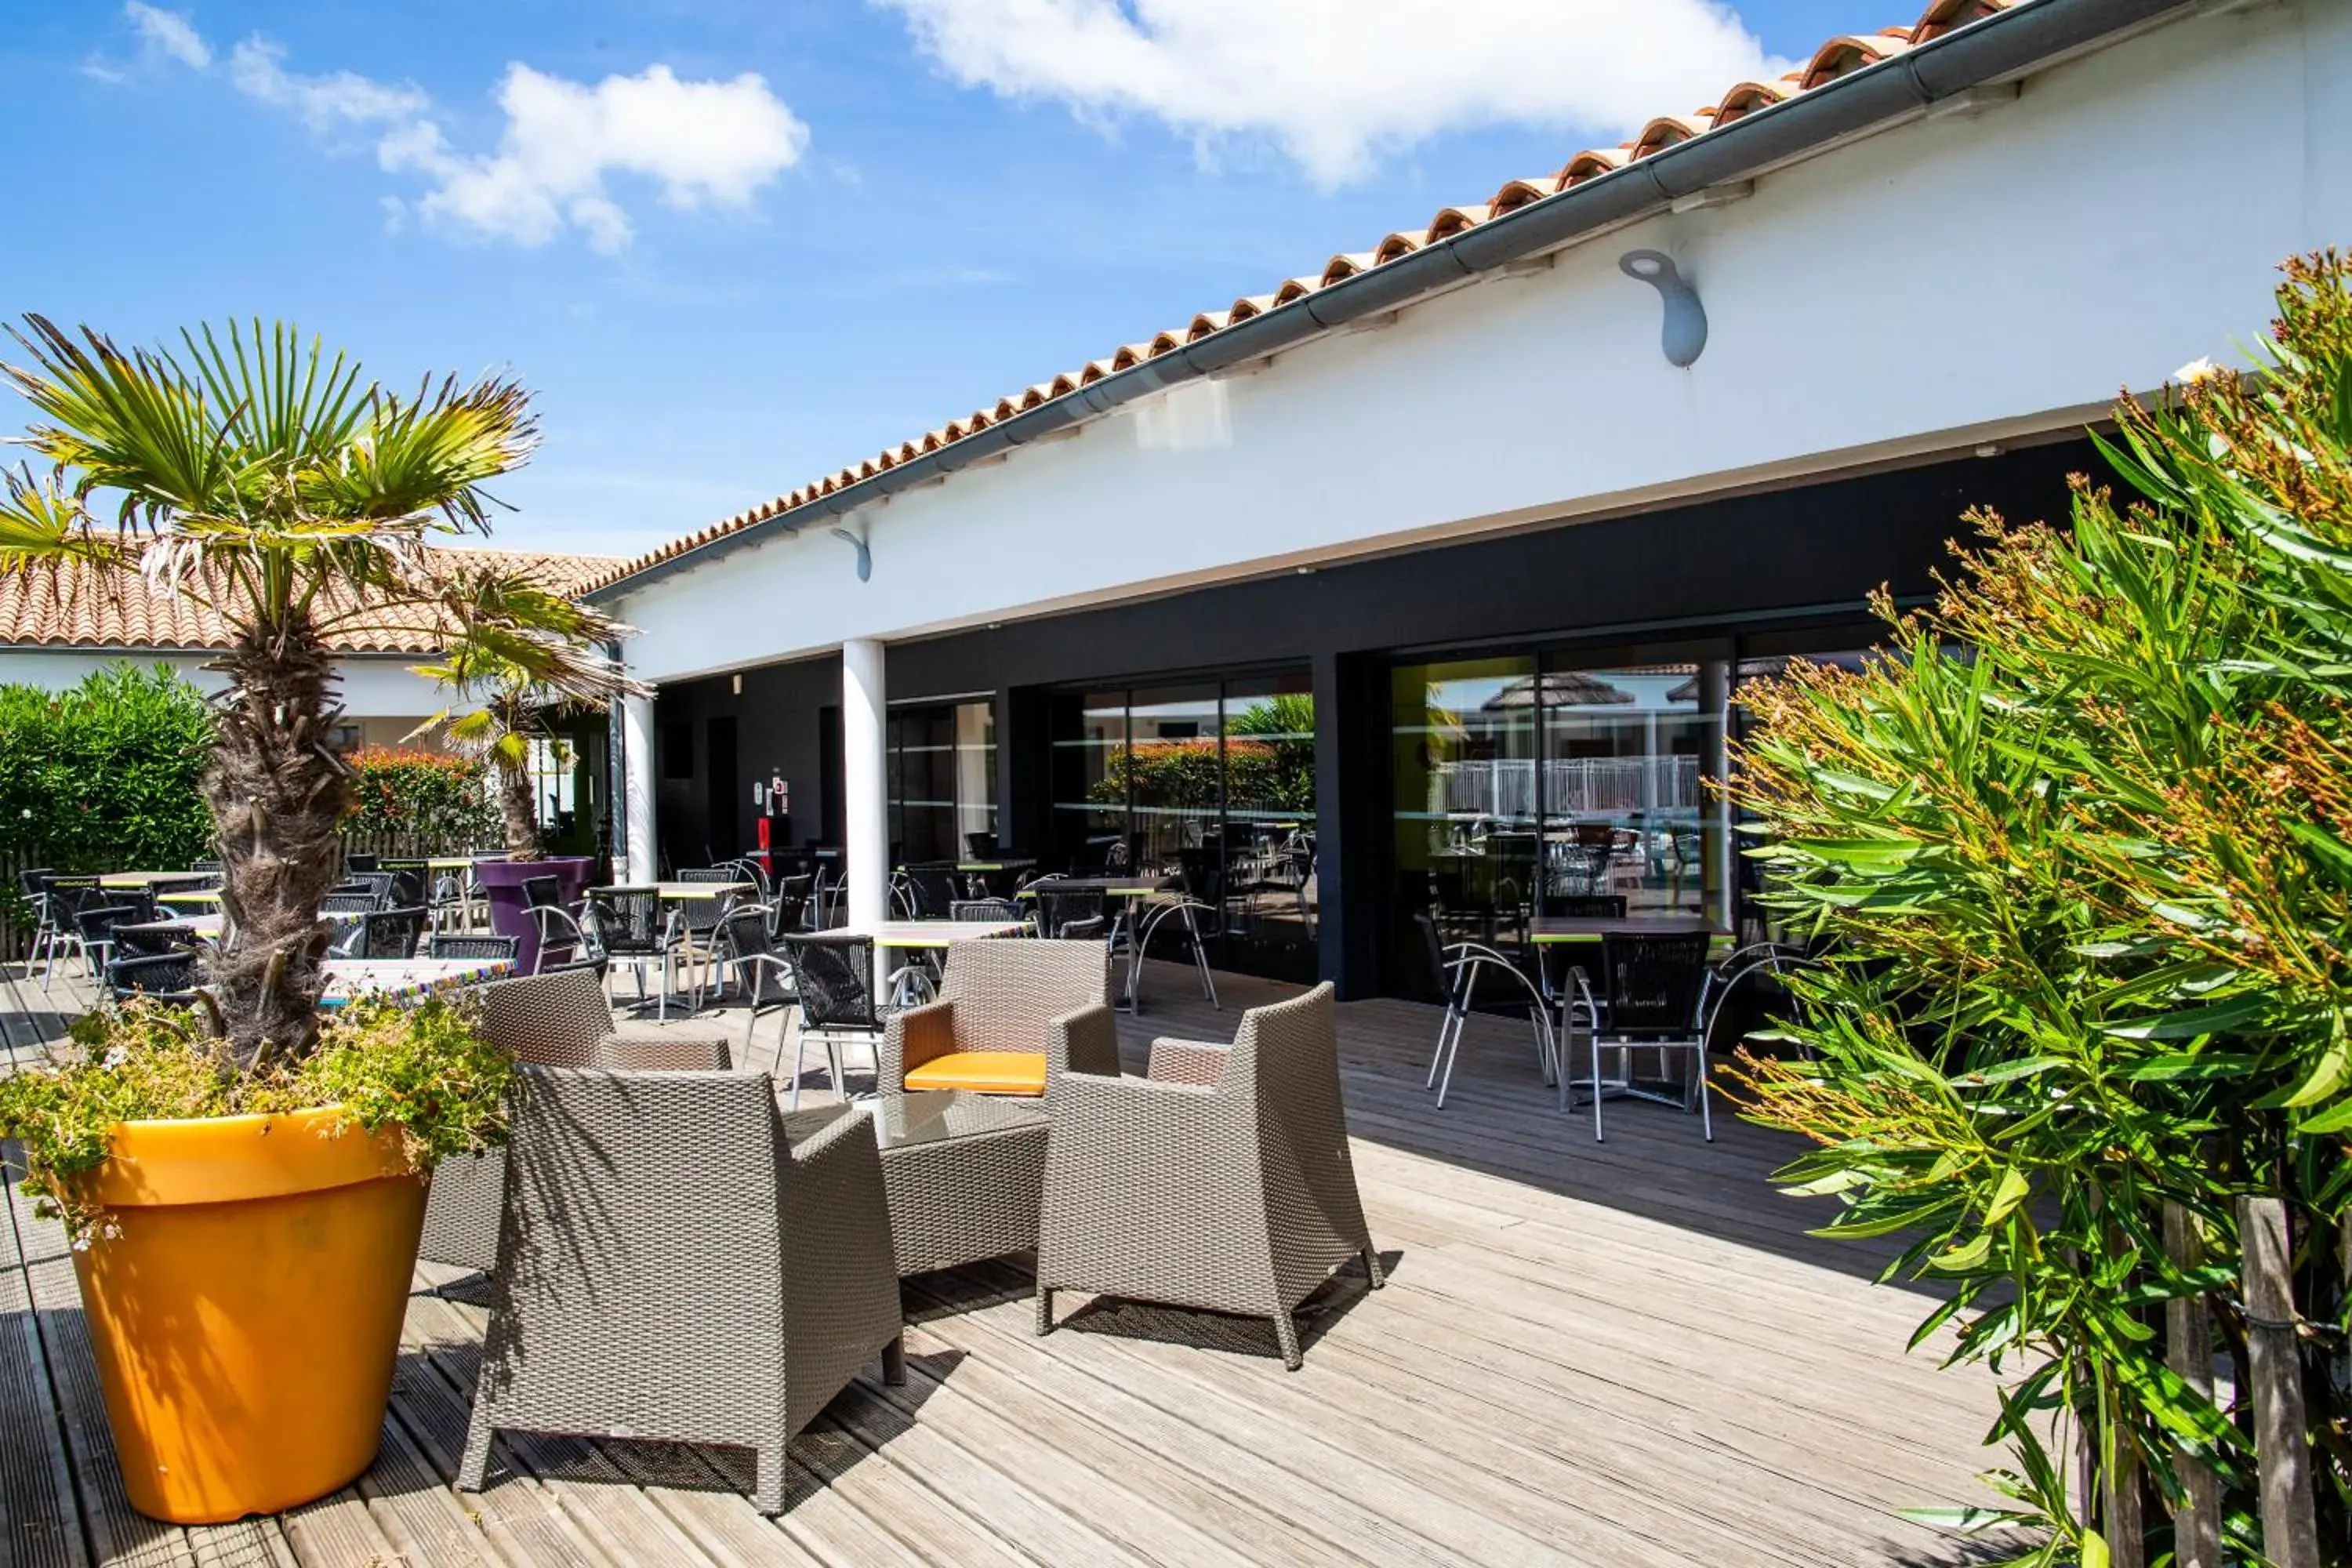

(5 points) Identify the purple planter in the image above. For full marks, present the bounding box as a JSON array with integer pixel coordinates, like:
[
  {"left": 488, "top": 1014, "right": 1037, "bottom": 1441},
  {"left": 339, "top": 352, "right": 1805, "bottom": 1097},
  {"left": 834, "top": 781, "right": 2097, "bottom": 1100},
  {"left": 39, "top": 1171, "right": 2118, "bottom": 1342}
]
[{"left": 474, "top": 856, "right": 595, "bottom": 974}]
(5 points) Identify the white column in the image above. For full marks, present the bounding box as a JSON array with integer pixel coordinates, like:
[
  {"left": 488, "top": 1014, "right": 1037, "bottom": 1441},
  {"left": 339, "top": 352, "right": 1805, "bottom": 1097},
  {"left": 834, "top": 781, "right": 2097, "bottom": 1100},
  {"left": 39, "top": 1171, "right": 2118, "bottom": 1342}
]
[
  {"left": 622, "top": 689, "right": 659, "bottom": 883},
  {"left": 841, "top": 637, "right": 889, "bottom": 929}
]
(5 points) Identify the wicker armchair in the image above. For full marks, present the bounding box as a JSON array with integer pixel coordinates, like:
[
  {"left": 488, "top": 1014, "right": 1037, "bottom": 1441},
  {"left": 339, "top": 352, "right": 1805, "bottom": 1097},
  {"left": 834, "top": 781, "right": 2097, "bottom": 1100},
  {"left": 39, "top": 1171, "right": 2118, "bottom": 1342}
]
[
  {"left": 456, "top": 1067, "right": 905, "bottom": 1515},
  {"left": 1034, "top": 982, "right": 1383, "bottom": 1370},
  {"left": 419, "top": 969, "right": 732, "bottom": 1273},
  {"left": 878, "top": 938, "right": 1113, "bottom": 1098}
]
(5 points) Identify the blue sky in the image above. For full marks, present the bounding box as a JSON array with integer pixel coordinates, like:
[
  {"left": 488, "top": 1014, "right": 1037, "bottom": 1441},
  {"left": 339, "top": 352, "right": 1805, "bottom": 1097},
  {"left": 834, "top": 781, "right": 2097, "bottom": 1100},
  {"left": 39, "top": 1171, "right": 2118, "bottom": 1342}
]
[{"left": 0, "top": 1, "right": 1879, "bottom": 559}]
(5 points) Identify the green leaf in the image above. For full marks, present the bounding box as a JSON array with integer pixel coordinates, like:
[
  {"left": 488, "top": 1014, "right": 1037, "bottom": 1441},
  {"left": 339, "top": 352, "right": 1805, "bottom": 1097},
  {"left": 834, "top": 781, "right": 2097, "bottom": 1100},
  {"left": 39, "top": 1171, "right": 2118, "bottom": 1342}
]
[{"left": 1983, "top": 1167, "right": 2031, "bottom": 1225}]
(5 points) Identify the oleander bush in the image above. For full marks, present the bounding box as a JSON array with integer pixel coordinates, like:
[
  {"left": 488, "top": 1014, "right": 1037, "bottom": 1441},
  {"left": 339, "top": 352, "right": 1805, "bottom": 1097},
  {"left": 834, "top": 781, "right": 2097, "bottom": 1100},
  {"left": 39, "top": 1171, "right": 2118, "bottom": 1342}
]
[
  {"left": 340, "top": 745, "right": 500, "bottom": 854},
  {"left": 1730, "top": 255, "right": 2352, "bottom": 1563},
  {"left": 0, "top": 662, "right": 216, "bottom": 894}
]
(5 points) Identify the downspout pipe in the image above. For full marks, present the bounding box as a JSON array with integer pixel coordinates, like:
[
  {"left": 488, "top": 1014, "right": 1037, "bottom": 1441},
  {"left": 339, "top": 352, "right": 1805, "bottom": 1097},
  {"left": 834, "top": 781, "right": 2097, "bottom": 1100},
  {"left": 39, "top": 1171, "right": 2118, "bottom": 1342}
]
[{"left": 589, "top": 0, "right": 2201, "bottom": 605}]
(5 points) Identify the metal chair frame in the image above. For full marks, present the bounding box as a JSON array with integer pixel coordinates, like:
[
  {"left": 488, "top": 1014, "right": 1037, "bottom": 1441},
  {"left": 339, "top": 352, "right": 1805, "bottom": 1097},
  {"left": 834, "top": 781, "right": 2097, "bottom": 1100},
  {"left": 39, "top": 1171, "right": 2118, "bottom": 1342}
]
[{"left": 1558, "top": 931, "right": 1715, "bottom": 1142}]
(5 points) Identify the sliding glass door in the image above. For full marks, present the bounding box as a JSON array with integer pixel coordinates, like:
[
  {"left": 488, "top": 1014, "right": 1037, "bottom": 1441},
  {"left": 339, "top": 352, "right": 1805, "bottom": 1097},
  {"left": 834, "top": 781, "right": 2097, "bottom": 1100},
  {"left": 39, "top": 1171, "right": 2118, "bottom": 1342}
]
[
  {"left": 886, "top": 699, "right": 996, "bottom": 864},
  {"left": 1049, "top": 670, "right": 1317, "bottom": 979}
]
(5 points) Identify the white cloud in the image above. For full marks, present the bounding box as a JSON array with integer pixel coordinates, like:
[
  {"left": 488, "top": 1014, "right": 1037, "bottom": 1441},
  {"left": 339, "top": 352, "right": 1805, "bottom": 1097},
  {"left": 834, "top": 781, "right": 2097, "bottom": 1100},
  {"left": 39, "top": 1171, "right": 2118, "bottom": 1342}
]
[
  {"left": 380, "top": 65, "right": 811, "bottom": 253},
  {"left": 125, "top": 3, "right": 209, "bottom": 71},
  {"left": 874, "top": 0, "right": 1786, "bottom": 185},
  {"left": 227, "top": 38, "right": 428, "bottom": 129},
  {"left": 119, "top": 11, "right": 808, "bottom": 253}
]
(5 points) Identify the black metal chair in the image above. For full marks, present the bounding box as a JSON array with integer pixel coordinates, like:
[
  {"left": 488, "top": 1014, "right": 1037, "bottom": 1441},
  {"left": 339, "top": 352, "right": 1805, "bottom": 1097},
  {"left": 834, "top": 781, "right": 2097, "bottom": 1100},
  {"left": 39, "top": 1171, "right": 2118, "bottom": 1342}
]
[
  {"left": 427, "top": 933, "right": 521, "bottom": 964},
  {"left": 950, "top": 897, "right": 1025, "bottom": 924},
  {"left": 902, "top": 863, "right": 960, "bottom": 920},
  {"left": 349, "top": 905, "right": 429, "bottom": 960},
  {"left": 775, "top": 932, "right": 881, "bottom": 1108},
  {"left": 322, "top": 888, "right": 379, "bottom": 916},
  {"left": 586, "top": 887, "right": 678, "bottom": 1017},
  {"left": 1559, "top": 931, "right": 1715, "bottom": 1141},
  {"left": 33, "top": 877, "right": 100, "bottom": 991},
  {"left": 1414, "top": 909, "right": 1557, "bottom": 1109},
  {"left": 1057, "top": 915, "right": 1108, "bottom": 942},
  {"left": 107, "top": 949, "right": 202, "bottom": 1006},
  {"left": 718, "top": 907, "right": 797, "bottom": 1054},
  {"left": 71, "top": 904, "right": 143, "bottom": 989},
  {"left": 343, "top": 853, "right": 382, "bottom": 874},
  {"left": 112, "top": 921, "right": 194, "bottom": 959},
  {"left": 519, "top": 874, "right": 590, "bottom": 974},
  {"left": 768, "top": 873, "right": 815, "bottom": 941},
  {"left": 18, "top": 866, "right": 58, "bottom": 974},
  {"left": 1033, "top": 885, "right": 1106, "bottom": 940}
]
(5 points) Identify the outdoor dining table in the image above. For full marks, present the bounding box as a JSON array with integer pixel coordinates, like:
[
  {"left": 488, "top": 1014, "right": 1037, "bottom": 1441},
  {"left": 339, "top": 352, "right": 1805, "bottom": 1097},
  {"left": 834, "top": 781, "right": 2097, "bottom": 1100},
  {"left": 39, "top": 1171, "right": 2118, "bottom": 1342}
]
[
  {"left": 119, "top": 913, "right": 225, "bottom": 942},
  {"left": 597, "top": 881, "right": 756, "bottom": 900},
  {"left": 154, "top": 887, "right": 223, "bottom": 907},
  {"left": 98, "top": 870, "right": 211, "bottom": 889},
  {"left": 1526, "top": 914, "right": 1716, "bottom": 944},
  {"left": 846, "top": 920, "right": 1030, "bottom": 1007},
  {"left": 319, "top": 957, "right": 510, "bottom": 1007}
]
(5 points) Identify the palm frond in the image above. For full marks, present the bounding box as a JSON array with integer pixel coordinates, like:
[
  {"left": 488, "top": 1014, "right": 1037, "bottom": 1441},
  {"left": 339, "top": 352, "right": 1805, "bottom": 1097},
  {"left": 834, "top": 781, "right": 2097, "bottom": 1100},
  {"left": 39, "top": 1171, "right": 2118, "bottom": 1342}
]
[{"left": 0, "top": 464, "right": 133, "bottom": 573}]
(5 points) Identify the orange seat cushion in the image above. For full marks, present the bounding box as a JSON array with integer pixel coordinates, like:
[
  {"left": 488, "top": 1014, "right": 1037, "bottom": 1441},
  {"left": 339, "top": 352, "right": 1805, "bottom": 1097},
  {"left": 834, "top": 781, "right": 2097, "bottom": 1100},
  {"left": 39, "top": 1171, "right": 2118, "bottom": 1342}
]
[{"left": 902, "top": 1051, "right": 1048, "bottom": 1097}]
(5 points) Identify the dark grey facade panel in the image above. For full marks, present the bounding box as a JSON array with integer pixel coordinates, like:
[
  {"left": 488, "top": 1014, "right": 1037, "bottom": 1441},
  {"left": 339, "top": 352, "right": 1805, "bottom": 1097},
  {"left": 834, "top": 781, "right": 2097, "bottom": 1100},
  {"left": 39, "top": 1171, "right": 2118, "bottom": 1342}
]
[{"left": 652, "top": 438, "right": 2113, "bottom": 984}]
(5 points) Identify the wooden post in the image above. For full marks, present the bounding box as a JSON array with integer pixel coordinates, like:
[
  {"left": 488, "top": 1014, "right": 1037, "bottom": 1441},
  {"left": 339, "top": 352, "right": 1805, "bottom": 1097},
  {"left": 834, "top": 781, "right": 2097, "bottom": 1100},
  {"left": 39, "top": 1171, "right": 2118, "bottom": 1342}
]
[
  {"left": 2163, "top": 1203, "right": 2221, "bottom": 1568},
  {"left": 2100, "top": 1415, "right": 2144, "bottom": 1568},
  {"left": 2237, "top": 1194, "right": 2319, "bottom": 1568}
]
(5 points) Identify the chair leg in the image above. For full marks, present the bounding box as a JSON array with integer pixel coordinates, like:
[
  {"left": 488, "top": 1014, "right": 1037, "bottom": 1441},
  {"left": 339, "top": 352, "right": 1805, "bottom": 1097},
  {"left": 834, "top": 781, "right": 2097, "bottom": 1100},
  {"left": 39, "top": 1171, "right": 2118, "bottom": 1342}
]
[
  {"left": 1272, "top": 1307, "right": 1302, "bottom": 1371},
  {"left": 1425, "top": 998, "right": 1456, "bottom": 1088},
  {"left": 788, "top": 1025, "right": 810, "bottom": 1111},
  {"left": 456, "top": 1408, "right": 496, "bottom": 1493},
  {"left": 1592, "top": 1037, "right": 1607, "bottom": 1144},
  {"left": 1361, "top": 1245, "right": 1386, "bottom": 1290},
  {"left": 752, "top": 1446, "right": 787, "bottom": 1515},
  {"left": 881, "top": 1334, "right": 906, "bottom": 1387},
  {"left": 1696, "top": 1044, "right": 1715, "bottom": 1142},
  {"left": 1035, "top": 1286, "right": 1054, "bottom": 1337}
]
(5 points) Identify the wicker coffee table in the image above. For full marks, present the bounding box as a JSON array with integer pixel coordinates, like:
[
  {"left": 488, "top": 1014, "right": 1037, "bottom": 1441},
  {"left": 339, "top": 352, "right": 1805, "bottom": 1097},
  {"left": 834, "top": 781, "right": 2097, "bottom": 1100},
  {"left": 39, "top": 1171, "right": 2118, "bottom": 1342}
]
[{"left": 791, "top": 1091, "right": 1050, "bottom": 1277}]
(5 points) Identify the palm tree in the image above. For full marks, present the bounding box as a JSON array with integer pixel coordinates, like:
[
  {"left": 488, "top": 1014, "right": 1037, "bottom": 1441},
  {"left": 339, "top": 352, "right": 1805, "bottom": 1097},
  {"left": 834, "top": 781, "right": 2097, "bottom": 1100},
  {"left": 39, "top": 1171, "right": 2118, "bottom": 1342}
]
[
  {"left": 410, "top": 623, "right": 637, "bottom": 862},
  {"left": 0, "top": 316, "right": 631, "bottom": 1069}
]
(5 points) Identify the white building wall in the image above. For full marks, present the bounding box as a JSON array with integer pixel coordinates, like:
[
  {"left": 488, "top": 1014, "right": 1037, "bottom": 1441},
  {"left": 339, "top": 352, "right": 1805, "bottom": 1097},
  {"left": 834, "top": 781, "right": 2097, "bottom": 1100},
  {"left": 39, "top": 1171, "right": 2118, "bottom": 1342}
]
[
  {"left": 613, "top": 0, "right": 2345, "bottom": 684},
  {"left": 0, "top": 650, "right": 459, "bottom": 732}
]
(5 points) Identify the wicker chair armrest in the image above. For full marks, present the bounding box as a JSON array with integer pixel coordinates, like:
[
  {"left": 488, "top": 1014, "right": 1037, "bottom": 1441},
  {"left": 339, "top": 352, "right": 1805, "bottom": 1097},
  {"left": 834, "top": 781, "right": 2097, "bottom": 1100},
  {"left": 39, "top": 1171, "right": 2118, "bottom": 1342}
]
[
  {"left": 778, "top": 1107, "right": 899, "bottom": 1328},
  {"left": 1047, "top": 1002, "right": 1121, "bottom": 1091},
  {"left": 878, "top": 998, "right": 956, "bottom": 1093},
  {"left": 597, "top": 1032, "right": 733, "bottom": 1071},
  {"left": 1050, "top": 1069, "right": 1232, "bottom": 1163},
  {"left": 1146, "top": 1036, "right": 1232, "bottom": 1087}
]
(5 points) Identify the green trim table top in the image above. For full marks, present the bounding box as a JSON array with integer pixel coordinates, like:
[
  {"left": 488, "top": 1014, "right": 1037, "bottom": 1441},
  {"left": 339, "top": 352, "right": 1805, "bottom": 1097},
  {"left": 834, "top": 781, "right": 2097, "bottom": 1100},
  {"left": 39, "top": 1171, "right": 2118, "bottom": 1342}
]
[
  {"left": 850, "top": 920, "right": 1030, "bottom": 948},
  {"left": 596, "top": 881, "right": 755, "bottom": 901},
  {"left": 154, "top": 887, "right": 223, "bottom": 906},
  {"left": 99, "top": 871, "right": 211, "bottom": 887},
  {"left": 1527, "top": 915, "right": 1717, "bottom": 944},
  {"left": 953, "top": 858, "right": 1037, "bottom": 873},
  {"left": 1017, "top": 877, "right": 1168, "bottom": 898}
]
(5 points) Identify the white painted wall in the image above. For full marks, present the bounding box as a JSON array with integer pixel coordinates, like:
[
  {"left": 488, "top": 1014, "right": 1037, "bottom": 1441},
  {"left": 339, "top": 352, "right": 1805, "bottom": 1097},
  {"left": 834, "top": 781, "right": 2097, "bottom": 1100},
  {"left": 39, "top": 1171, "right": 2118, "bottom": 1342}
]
[
  {"left": 613, "top": 1, "right": 2344, "bottom": 684},
  {"left": 0, "top": 649, "right": 459, "bottom": 723}
]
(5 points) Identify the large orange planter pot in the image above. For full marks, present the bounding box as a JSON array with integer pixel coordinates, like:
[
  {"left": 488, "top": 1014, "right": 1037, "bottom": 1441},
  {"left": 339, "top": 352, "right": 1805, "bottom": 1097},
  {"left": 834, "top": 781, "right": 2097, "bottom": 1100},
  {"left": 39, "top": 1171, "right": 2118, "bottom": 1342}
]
[{"left": 67, "top": 1106, "right": 427, "bottom": 1523}]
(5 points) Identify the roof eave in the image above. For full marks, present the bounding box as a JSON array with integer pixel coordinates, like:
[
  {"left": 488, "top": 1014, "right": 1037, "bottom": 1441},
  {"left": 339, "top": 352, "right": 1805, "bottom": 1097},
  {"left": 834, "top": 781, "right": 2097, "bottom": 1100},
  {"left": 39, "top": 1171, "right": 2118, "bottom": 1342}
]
[{"left": 587, "top": 0, "right": 2201, "bottom": 607}]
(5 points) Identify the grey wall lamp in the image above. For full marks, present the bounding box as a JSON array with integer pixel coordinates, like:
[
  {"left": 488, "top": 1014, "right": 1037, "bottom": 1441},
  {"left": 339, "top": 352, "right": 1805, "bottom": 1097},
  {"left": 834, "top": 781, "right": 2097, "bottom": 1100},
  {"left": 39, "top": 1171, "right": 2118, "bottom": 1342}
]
[
  {"left": 1619, "top": 249, "right": 1707, "bottom": 368},
  {"left": 828, "top": 521, "right": 872, "bottom": 582}
]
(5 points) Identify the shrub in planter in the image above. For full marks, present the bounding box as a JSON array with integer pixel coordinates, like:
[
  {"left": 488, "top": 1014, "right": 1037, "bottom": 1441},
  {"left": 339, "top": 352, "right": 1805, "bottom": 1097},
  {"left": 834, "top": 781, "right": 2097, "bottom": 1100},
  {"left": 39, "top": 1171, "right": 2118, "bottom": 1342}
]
[
  {"left": 0, "top": 996, "right": 510, "bottom": 1519},
  {"left": 1730, "top": 256, "right": 2352, "bottom": 1563},
  {"left": 0, "top": 315, "right": 632, "bottom": 1521}
]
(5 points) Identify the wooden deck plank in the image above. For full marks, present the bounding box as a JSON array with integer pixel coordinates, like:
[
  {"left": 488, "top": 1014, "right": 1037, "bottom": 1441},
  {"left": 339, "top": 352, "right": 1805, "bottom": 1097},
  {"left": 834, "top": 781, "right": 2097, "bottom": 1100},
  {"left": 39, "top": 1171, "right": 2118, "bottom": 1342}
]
[
  {"left": 2, "top": 956, "right": 2013, "bottom": 1567},
  {"left": 0, "top": 1127, "right": 90, "bottom": 1568}
]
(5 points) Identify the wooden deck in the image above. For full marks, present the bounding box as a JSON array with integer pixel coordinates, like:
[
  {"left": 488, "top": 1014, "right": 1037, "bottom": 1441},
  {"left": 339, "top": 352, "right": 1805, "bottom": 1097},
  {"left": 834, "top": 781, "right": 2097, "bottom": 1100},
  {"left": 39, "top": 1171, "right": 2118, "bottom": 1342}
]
[{"left": 1, "top": 957, "right": 2010, "bottom": 1567}]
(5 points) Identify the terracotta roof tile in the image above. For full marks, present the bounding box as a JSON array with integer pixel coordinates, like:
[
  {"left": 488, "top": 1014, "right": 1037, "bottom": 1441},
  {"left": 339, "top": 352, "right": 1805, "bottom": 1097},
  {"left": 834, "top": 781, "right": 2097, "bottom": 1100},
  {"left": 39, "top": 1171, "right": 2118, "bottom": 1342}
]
[
  {"left": 583, "top": 0, "right": 2018, "bottom": 595},
  {"left": 0, "top": 547, "right": 619, "bottom": 655}
]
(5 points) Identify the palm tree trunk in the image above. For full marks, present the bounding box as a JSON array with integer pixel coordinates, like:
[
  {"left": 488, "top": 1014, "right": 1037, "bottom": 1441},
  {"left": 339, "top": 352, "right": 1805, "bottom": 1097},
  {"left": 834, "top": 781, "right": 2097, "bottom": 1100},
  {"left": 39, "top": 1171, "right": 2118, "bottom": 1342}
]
[
  {"left": 494, "top": 701, "right": 545, "bottom": 861},
  {"left": 204, "top": 621, "right": 350, "bottom": 1069}
]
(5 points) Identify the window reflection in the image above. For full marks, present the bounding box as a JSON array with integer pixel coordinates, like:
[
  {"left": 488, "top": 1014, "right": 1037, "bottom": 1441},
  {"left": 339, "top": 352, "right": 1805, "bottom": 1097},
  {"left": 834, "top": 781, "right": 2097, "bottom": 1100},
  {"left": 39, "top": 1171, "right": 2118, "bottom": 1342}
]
[
  {"left": 1049, "top": 672, "right": 1317, "bottom": 980},
  {"left": 887, "top": 699, "right": 996, "bottom": 864}
]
